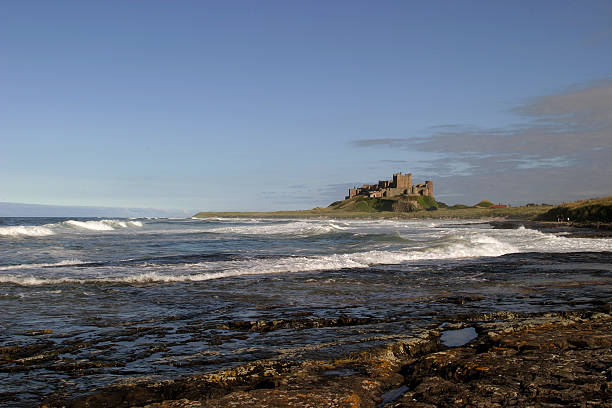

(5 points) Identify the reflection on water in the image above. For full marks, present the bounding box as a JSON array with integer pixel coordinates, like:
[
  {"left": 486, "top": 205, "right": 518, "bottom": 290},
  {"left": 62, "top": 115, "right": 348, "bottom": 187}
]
[{"left": 441, "top": 327, "right": 478, "bottom": 347}]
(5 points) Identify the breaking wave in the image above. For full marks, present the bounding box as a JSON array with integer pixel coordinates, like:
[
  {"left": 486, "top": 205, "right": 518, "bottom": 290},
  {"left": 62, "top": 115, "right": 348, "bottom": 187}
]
[
  {"left": 208, "top": 221, "right": 348, "bottom": 236},
  {"left": 0, "top": 233, "right": 518, "bottom": 286},
  {"left": 0, "top": 219, "right": 143, "bottom": 237},
  {"left": 3, "top": 218, "right": 611, "bottom": 287},
  {"left": 0, "top": 225, "right": 55, "bottom": 237},
  {"left": 63, "top": 219, "right": 143, "bottom": 231},
  {"left": 0, "top": 259, "right": 86, "bottom": 271}
]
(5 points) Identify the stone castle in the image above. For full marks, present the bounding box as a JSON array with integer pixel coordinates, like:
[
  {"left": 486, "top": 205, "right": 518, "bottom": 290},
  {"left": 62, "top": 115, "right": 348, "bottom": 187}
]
[{"left": 347, "top": 172, "right": 433, "bottom": 199}]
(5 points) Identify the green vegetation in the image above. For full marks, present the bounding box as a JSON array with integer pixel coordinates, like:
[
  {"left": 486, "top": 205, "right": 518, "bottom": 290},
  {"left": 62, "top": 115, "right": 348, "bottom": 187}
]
[
  {"left": 535, "top": 196, "right": 612, "bottom": 223},
  {"left": 449, "top": 204, "right": 470, "bottom": 210},
  {"left": 351, "top": 197, "right": 393, "bottom": 212},
  {"left": 194, "top": 205, "right": 551, "bottom": 220},
  {"left": 195, "top": 195, "right": 556, "bottom": 220},
  {"left": 327, "top": 195, "right": 442, "bottom": 213},
  {"left": 194, "top": 195, "right": 612, "bottom": 222},
  {"left": 474, "top": 200, "right": 494, "bottom": 208},
  {"left": 416, "top": 195, "right": 438, "bottom": 210}
]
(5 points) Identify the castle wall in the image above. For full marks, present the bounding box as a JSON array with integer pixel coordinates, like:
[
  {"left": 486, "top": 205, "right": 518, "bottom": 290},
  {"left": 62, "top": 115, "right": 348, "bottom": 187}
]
[
  {"left": 410, "top": 181, "right": 434, "bottom": 197},
  {"left": 383, "top": 188, "right": 406, "bottom": 197},
  {"left": 347, "top": 172, "right": 432, "bottom": 199}
]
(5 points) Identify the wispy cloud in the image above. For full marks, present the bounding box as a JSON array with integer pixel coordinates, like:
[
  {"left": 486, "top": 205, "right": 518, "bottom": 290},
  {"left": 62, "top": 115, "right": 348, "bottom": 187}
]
[
  {"left": 352, "top": 138, "right": 408, "bottom": 148},
  {"left": 351, "top": 79, "right": 612, "bottom": 204}
]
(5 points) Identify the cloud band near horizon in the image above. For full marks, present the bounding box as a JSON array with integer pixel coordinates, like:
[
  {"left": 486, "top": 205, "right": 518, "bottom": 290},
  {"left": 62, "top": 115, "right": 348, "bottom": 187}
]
[{"left": 351, "top": 79, "right": 612, "bottom": 205}]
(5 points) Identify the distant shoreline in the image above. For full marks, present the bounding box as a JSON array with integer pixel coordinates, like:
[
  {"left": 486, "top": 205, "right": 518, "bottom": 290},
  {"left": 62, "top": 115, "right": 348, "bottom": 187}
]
[
  {"left": 193, "top": 208, "right": 612, "bottom": 238},
  {"left": 194, "top": 196, "right": 612, "bottom": 227},
  {"left": 193, "top": 205, "right": 550, "bottom": 221}
]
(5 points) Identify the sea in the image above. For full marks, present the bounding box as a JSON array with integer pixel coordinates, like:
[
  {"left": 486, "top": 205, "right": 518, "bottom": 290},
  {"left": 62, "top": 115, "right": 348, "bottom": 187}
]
[{"left": 1, "top": 216, "right": 611, "bottom": 406}]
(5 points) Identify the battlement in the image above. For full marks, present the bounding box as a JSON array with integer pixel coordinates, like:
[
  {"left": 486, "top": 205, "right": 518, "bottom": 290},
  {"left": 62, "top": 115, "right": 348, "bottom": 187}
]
[{"left": 346, "top": 172, "right": 433, "bottom": 199}]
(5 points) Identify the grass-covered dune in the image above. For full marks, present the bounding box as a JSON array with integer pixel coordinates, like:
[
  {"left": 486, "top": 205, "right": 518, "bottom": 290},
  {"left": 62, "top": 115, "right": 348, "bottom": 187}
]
[{"left": 535, "top": 196, "right": 612, "bottom": 223}]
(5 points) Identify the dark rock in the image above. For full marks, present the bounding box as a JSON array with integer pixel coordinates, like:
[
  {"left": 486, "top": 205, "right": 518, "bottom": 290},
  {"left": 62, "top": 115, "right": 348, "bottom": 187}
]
[
  {"left": 25, "top": 329, "right": 53, "bottom": 336},
  {"left": 37, "top": 310, "right": 612, "bottom": 408},
  {"left": 399, "top": 313, "right": 612, "bottom": 407}
]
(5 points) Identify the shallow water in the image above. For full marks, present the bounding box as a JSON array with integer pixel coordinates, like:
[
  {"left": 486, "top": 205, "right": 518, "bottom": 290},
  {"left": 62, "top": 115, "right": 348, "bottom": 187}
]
[
  {"left": 440, "top": 327, "right": 478, "bottom": 347},
  {"left": 0, "top": 217, "right": 610, "bottom": 406}
]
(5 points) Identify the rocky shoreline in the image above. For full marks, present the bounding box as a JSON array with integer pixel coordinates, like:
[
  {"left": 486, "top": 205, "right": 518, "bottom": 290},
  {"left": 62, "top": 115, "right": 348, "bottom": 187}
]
[
  {"left": 38, "top": 305, "right": 611, "bottom": 408},
  {"left": 489, "top": 220, "right": 612, "bottom": 238}
]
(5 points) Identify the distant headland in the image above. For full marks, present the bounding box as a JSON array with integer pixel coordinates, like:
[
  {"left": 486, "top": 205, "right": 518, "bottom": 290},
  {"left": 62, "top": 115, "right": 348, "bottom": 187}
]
[{"left": 193, "top": 167, "right": 612, "bottom": 226}]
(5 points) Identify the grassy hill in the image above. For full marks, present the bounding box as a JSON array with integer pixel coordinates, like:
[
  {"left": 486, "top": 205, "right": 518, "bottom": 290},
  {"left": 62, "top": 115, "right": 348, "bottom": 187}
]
[
  {"left": 474, "top": 200, "right": 494, "bottom": 208},
  {"left": 327, "top": 195, "right": 439, "bottom": 213},
  {"left": 194, "top": 196, "right": 612, "bottom": 222},
  {"left": 535, "top": 196, "right": 612, "bottom": 223},
  {"left": 194, "top": 195, "right": 553, "bottom": 220}
]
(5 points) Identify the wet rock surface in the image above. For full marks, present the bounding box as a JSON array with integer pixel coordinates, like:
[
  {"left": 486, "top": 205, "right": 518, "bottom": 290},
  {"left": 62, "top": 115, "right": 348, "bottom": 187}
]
[
  {"left": 4, "top": 250, "right": 609, "bottom": 407},
  {"left": 38, "top": 307, "right": 611, "bottom": 408},
  {"left": 398, "top": 312, "right": 612, "bottom": 407},
  {"left": 489, "top": 220, "right": 612, "bottom": 238}
]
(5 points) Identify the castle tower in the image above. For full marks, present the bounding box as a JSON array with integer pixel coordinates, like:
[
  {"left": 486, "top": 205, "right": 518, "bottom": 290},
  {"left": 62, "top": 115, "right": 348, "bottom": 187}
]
[
  {"left": 425, "top": 180, "right": 433, "bottom": 197},
  {"left": 392, "top": 172, "right": 412, "bottom": 190}
]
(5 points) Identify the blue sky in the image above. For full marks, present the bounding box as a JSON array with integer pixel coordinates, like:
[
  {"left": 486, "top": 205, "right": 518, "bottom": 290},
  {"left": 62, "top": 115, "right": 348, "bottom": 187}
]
[{"left": 1, "top": 1, "right": 611, "bottom": 214}]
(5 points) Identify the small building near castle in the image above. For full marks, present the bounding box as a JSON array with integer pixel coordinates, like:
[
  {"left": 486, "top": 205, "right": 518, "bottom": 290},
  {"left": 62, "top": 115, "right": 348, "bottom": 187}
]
[{"left": 347, "top": 172, "right": 433, "bottom": 199}]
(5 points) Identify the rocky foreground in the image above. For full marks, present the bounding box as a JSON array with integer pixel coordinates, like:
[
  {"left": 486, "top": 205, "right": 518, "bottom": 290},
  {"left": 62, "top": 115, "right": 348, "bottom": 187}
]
[
  {"left": 39, "top": 306, "right": 611, "bottom": 408},
  {"left": 489, "top": 220, "right": 612, "bottom": 239}
]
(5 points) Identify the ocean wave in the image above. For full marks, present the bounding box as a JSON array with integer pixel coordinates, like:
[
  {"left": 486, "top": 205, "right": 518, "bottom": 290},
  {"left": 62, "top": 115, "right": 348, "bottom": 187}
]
[
  {"left": 0, "top": 259, "right": 86, "bottom": 271},
  {"left": 208, "top": 221, "right": 348, "bottom": 236},
  {"left": 0, "top": 275, "right": 73, "bottom": 286},
  {"left": 488, "top": 225, "right": 612, "bottom": 252},
  {"left": 63, "top": 219, "right": 143, "bottom": 231},
  {"left": 0, "top": 225, "right": 55, "bottom": 237},
  {"left": 0, "top": 219, "right": 144, "bottom": 238},
  {"left": 0, "top": 232, "right": 519, "bottom": 286},
  {"left": 192, "top": 217, "right": 263, "bottom": 223},
  {"left": 64, "top": 220, "right": 116, "bottom": 231}
]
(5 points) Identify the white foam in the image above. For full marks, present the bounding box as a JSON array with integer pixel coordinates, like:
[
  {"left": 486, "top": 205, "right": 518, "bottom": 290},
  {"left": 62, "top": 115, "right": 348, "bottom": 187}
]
[
  {"left": 3, "top": 220, "right": 611, "bottom": 287},
  {"left": 0, "top": 226, "right": 55, "bottom": 237},
  {"left": 208, "top": 220, "right": 347, "bottom": 236},
  {"left": 0, "top": 275, "right": 59, "bottom": 285},
  {"left": 186, "top": 232, "right": 515, "bottom": 273},
  {"left": 0, "top": 220, "right": 143, "bottom": 237},
  {"left": 489, "top": 225, "right": 612, "bottom": 253},
  {"left": 50, "top": 219, "right": 145, "bottom": 231},
  {"left": 0, "top": 259, "right": 85, "bottom": 271},
  {"left": 64, "top": 220, "right": 116, "bottom": 231},
  {"left": 0, "top": 232, "right": 520, "bottom": 286},
  {"left": 0, "top": 219, "right": 144, "bottom": 239}
]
